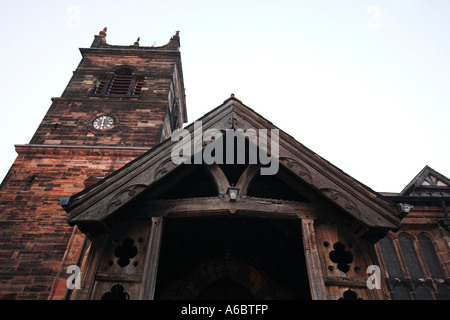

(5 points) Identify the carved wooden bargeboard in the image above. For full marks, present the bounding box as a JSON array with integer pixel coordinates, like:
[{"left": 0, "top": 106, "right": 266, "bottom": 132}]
[{"left": 65, "top": 97, "right": 403, "bottom": 300}]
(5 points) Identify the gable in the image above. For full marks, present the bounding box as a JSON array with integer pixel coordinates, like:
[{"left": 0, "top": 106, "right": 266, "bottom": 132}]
[
  {"left": 421, "top": 176, "right": 448, "bottom": 187},
  {"left": 400, "top": 165, "right": 450, "bottom": 197},
  {"left": 63, "top": 96, "right": 401, "bottom": 236}
]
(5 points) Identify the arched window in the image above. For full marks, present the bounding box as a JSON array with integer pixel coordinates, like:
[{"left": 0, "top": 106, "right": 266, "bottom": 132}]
[
  {"left": 415, "top": 285, "right": 434, "bottom": 300},
  {"left": 392, "top": 284, "right": 411, "bottom": 300},
  {"left": 397, "top": 234, "right": 424, "bottom": 278},
  {"left": 379, "top": 232, "right": 448, "bottom": 300},
  {"left": 417, "top": 233, "right": 444, "bottom": 278},
  {"left": 378, "top": 236, "right": 403, "bottom": 278}
]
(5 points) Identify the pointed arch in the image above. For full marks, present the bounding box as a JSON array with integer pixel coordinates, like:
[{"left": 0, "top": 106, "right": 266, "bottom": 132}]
[
  {"left": 417, "top": 233, "right": 445, "bottom": 278},
  {"left": 415, "top": 284, "right": 434, "bottom": 300},
  {"left": 392, "top": 283, "right": 412, "bottom": 300},
  {"left": 397, "top": 233, "right": 425, "bottom": 278},
  {"left": 378, "top": 236, "right": 403, "bottom": 278}
]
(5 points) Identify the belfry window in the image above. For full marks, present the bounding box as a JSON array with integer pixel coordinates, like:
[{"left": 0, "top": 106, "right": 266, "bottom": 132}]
[
  {"left": 93, "top": 68, "right": 145, "bottom": 96},
  {"left": 109, "top": 68, "right": 133, "bottom": 95},
  {"left": 94, "top": 75, "right": 107, "bottom": 94},
  {"left": 133, "top": 76, "right": 145, "bottom": 95}
]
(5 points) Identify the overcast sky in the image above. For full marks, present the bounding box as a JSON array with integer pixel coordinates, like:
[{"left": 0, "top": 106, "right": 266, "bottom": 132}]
[{"left": 0, "top": 0, "right": 449, "bottom": 193}]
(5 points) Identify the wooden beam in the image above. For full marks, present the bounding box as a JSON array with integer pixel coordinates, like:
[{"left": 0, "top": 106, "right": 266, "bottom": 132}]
[
  {"left": 236, "top": 164, "right": 260, "bottom": 196},
  {"left": 146, "top": 196, "right": 328, "bottom": 219},
  {"left": 324, "top": 276, "right": 368, "bottom": 287},
  {"left": 205, "top": 164, "right": 230, "bottom": 195},
  {"left": 95, "top": 272, "right": 143, "bottom": 283},
  {"left": 73, "top": 233, "right": 108, "bottom": 300},
  {"left": 301, "top": 219, "right": 328, "bottom": 300},
  {"left": 139, "top": 217, "right": 164, "bottom": 300}
]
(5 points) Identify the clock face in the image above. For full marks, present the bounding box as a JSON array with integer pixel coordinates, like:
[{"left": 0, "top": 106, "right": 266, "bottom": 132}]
[{"left": 93, "top": 115, "right": 114, "bottom": 130}]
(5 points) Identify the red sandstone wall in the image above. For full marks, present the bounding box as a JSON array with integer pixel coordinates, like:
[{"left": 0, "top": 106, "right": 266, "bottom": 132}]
[{"left": 0, "top": 147, "right": 147, "bottom": 299}]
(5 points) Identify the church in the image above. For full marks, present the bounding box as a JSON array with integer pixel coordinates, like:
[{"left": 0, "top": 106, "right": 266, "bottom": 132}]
[{"left": 0, "top": 29, "right": 448, "bottom": 300}]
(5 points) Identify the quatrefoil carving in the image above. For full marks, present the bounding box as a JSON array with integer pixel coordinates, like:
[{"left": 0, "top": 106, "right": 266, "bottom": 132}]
[
  {"left": 329, "top": 242, "right": 353, "bottom": 273},
  {"left": 114, "top": 237, "right": 138, "bottom": 267},
  {"left": 338, "top": 289, "right": 363, "bottom": 300},
  {"left": 101, "top": 284, "right": 130, "bottom": 300}
]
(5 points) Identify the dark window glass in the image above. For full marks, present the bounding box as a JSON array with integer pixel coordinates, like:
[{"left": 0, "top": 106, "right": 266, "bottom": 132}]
[
  {"left": 418, "top": 233, "right": 444, "bottom": 278},
  {"left": 415, "top": 285, "right": 433, "bottom": 300},
  {"left": 437, "top": 286, "right": 450, "bottom": 300},
  {"left": 398, "top": 234, "right": 424, "bottom": 278},
  {"left": 379, "top": 236, "right": 403, "bottom": 278},
  {"left": 392, "top": 285, "right": 411, "bottom": 300}
]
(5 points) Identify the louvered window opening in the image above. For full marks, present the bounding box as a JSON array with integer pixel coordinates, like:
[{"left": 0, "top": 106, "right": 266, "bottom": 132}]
[
  {"left": 94, "top": 74, "right": 144, "bottom": 96},
  {"left": 95, "top": 75, "right": 107, "bottom": 94},
  {"left": 109, "top": 74, "right": 133, "bottom": 95},
  {"left": 133, "top": 77, "right": 145, "bottom": 95}
]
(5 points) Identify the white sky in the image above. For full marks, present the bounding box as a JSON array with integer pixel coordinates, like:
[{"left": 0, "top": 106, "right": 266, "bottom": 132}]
[{"left": 0, "top": 0, "right": 449, "bottom": 193}]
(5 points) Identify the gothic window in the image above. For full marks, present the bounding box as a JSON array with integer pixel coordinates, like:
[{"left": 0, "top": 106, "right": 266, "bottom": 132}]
[
  {"left": 378, "top": 236, "right": 403, "bottom": 278},
  {"left": 397, "top": 234, "right": 424, "bottom": 278},
  {"left": 392, "top": 284, "right": 411, "bottom": 300},
  {"left": 417, "top": 233, "right": 445, "bottom": 278},
  {"left": 415, "top": 285, "right": 434, "bottom": 300},
  {"left": 379, "top": 232, "right": 449, "bottom": 300}
]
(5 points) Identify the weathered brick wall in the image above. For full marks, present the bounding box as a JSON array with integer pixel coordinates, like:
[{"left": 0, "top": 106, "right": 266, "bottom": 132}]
[
  {"left": 30, "top": 100, "right": 168, "bottom": 147},
  {"left": 30, "top": 49, "right": 179, "bottom": 147},
  {"left": 61, "top": 51, "right": 178, "bottom": 100},
  {"left": 0, "top": 33, "right": 185, "bottom": 300},
  {"left": 0, "top": 146, "right": 148, "bottom": 299}
]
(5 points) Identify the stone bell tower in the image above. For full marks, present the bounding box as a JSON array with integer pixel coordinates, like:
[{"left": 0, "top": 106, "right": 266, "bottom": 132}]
[{"left": 0, "top": 28, "right": 186, "bottom": 299}]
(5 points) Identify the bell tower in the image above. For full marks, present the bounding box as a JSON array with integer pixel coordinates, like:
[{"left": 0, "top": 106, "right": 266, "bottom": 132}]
[
  {"left": 0, "top": 29, "right": 186, "bottom": 299},
  {"left": 30, "top": 28, "right": 186, "bottom": 148}
]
